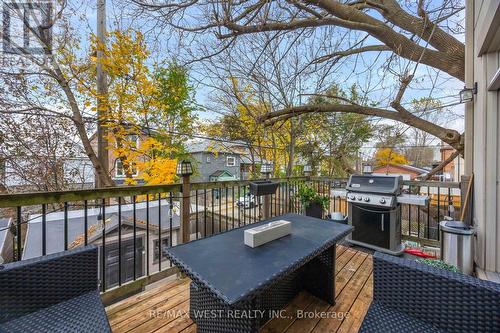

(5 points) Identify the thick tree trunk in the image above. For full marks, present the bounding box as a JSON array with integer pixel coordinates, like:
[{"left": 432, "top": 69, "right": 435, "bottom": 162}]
[
  {"left": 271, "top": 134, "right": 278, "bottom": 177},
  {"left": 306, "top": 0, "right": 465, "bottom": 80},
  {"left": 287, "top": 120, "right": 296, "bottom": 177},
  {"left": 51, "top": 65, "right": 115, "bottom": 187},
  {"left": 215, "top": 0, "right": 465, "bottom": 81}
]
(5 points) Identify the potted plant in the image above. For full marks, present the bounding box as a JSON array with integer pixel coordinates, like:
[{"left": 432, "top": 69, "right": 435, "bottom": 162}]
[{"left": 298, "top": 185, "right": 329, "bottom": 219}]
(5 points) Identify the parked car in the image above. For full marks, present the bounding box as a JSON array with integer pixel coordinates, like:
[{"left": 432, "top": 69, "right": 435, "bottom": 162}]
[{"left": 236, "top": 193, "right": 261, "bottom": 208}]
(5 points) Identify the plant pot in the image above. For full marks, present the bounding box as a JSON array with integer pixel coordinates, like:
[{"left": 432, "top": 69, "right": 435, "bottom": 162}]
[
  {"left": 305, "top": 202, "right": 323, "bottom": 219},
  {"left": 249, "top": 180, "right": 279, "bottom": 196}
]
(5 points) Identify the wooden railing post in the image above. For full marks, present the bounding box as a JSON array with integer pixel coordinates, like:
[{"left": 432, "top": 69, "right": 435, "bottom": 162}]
[
  {"left": 460, "top": 175, "right": 473, "bottom": 225},
  {"left": 181, "top": 175, "right": 191, "bottom": 244},
  {"left": 263, "top": 173, "right": 270, "bottom": 219}
]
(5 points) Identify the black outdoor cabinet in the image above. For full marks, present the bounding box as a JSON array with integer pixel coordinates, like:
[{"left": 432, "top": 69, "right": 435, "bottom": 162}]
[{"left": 349, "top": 203, "right": 402, "bottom": 253}]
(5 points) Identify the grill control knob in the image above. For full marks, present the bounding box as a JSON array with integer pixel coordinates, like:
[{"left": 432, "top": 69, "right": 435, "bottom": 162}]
[
  {"left": 347, "top": 194, "right": 354, "bottom": 200},
  {"left": 379, "top": 198, "right": 386, "bottom": 204},
  {"left": 357, "top": 196, "right": 362, "bottom": 201},
  {"left": 363, "top": 197, "right": 370, "bottom": 202}
]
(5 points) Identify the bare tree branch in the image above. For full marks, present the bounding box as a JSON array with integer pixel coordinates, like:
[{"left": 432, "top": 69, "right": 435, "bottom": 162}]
[
  {"left": 313, "top": 44, "right": 391, "bottom": 64},
  {"left": 423, "top": 149, "right": 461, "bottom": 180},
  {"left": 259, "top": 103, "right": 463, "bottom": 154},
  {"left": 133, "top": 0, "right": 465, "bottom": 79}
]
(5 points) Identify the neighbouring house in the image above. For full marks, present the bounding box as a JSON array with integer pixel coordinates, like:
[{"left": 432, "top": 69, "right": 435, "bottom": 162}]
[
  {"left": 465, "top": 0, "right": 500, "bottom": 274},
  {"left": 90, "top": 132, "right": 147, "bottom": 185},
  {"left": 63, "top": 157, "right": 96, "bottom": 187},
  {"left": 0, "top": 155, "right": 95, "bottom": 191},
  {"left": 187, "top": 140, "right": 274, "bottom": 181},
  {"left": 226, "top": 142, "right": 271, "bottom": 179},
  {"left": 239, "top": 155, "right": 258, "bottom": 180},
  {"left": 372, "top": 164, "right": 429, "bottom": 180},
  {"left": 0, "top": 218, "right": 13, "bottom": 264},
  {"left": 89, "top": 132, "right": 271, "bottom": 184},
  {"left": 22, "top": 200, "right": 204, "bottom": 289},
  {"left": 208, "top": 170, "right": 237, "bottom": 182},
  {"left": 187, "top": 140, "right": 241, "bottom": 182},
  {"left": 439, "top": 144, "right": 465, "bottom": 182}
]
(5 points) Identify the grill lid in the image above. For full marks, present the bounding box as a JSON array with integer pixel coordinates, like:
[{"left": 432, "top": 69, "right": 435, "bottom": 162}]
[{"left": 346, "top": 174, "right": 402, "bottom": 195}]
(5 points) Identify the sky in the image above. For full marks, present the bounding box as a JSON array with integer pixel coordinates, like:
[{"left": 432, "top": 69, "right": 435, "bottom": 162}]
[{"left": 3, "top": 0, "right": 466, "bottom": 154}]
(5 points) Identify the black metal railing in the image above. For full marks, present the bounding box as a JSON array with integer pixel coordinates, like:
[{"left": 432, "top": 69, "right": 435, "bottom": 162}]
[
  {"left": 400, "top": 180, "right": 462, "bottom": 242},
  {"left": 0, "top": 176, "right": 460, "bottom": 295},
  {"left": 0, "top": 177, "right": 310, "bottom": 293}
]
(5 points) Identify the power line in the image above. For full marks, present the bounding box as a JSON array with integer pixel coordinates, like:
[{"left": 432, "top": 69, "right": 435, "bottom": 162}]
[
  {"left": 360, "top": 144, "right": 451, "bottom": 149},
  {"left": 3, "top": 96, "right": 465, "bottom": 153},
  {"left": 299, "top": 93, "right": 460, "bottom": 111}
]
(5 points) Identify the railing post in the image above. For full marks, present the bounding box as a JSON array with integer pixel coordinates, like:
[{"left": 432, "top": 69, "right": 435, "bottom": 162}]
[
  {"left": 181, "top": 175, "right": 191, "bottom": 244},
  {"left": 263, "top": 174, "right": 271, "bottom": 220}
]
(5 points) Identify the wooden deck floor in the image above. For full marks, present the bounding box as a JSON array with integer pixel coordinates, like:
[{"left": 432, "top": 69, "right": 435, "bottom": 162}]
[{"left": 106, "top": 245, "right": 373, "bottom": 333}]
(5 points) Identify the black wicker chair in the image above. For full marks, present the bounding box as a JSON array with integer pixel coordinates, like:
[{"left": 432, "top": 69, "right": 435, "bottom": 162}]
[
  {"left": 0, "top": 245, "right": 111, "bottom": 333},
  {"left": 360, "top": 252, "right": 500, "bottom": 333}
]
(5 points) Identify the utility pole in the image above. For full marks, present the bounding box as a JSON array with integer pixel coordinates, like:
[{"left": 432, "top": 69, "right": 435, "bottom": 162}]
[
  {"left": 356, "top": 151, "right": 360, "bottom": 173},
  {"left": 96, "top": 0, "right": 109, "bottom": 188}
]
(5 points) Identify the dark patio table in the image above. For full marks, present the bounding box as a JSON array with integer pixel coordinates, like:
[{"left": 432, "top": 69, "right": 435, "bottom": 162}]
[{"left": 164, "top": 213, "right": 353, "bottom": 333}]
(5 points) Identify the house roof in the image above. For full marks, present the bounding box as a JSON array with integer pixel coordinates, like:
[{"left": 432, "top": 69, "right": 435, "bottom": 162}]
[
  {"left": 440, "top": 145, "right": 455, "bottom": 152},
  {"left": 186, "top": 140, "right": 237, "bottom": 154},
  {"left": 210, "top": 170, "right": 234, "bottom": 178},
  {"left": 373, "top": 164, "right": 428, "bottom": 175},
  {"left": 22, "top": 200, "right": 204, "bottom": 260},
  {"left": 239, "top": 155, "right": 270, "bottom": 165},
  {"left": 185, "top": 139, "right": 276, "bottom": 165}
]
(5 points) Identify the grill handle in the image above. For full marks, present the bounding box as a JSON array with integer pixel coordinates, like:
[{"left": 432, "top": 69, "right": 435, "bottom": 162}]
[{"left": 350, "top": 203, "right": 399, "bottom": 213}]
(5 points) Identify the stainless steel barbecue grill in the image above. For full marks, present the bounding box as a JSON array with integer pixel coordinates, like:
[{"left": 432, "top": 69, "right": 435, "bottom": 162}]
[{"left": 344, "top": 174, "right": 428, "bottom": 255}]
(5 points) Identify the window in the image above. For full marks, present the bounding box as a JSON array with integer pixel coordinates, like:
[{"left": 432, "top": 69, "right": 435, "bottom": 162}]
[
  {"left": 153, "top": 238, "right": 170, "bottom": 263},
  {"left": 115, "top": 159, "right": 138, "bottom": 178},
  {"left": 128, "top": 135, "right": 140, "bottom": 149},
  {"left": 227, "top": 156, "right": 236, "bottom": 167},
  {"left": 114, "top": 135, "right": 140, "bottom": 149}
]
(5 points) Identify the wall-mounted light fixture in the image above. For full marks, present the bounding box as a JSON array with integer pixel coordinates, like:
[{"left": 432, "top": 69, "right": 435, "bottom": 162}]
[{"left": 459, "top": 82, "right": 477, "bottom": 103}]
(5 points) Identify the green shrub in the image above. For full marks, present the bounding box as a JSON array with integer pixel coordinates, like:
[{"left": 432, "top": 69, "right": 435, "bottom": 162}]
[{"left": 298, "top": 184, "right": 329, "bottom": 210}]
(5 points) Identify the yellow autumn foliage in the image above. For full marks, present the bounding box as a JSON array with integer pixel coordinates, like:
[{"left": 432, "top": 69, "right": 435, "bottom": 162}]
[
  {"left": 138, "top": 158, "right": 178, "bottom": 185},
  {"left": 204, "top": 78, "right": 295, "bottom": 178},
  {"left": 374, "top": 148, "right": 408, "bottom": 167},
  {"left": 78, "top": 30, "right": 185, "bottom": 185}
]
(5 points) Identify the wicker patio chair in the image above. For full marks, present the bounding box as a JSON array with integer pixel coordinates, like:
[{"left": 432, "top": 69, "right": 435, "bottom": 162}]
[
  {"left": 360, "top": 252, "right": 500, "bottom": 333},
  {"left": 0, "top": 245, "right": 111, "bottom": 333}
]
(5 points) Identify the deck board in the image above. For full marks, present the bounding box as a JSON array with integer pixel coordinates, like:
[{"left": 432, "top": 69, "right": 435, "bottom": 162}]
[{"left": 106, "top": 245, "right": 373, "bottom": 333}]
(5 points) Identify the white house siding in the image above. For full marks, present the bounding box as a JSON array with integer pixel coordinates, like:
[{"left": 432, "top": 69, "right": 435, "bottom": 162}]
[
  {"left": 3, "top": 156, "right": 94, "bottom": 188},
  {"left": 63, "top": 158, "right": 95, "bottom": 187},
  {"left": 466, "top": 0, "right": 500, "bottom": 272}
]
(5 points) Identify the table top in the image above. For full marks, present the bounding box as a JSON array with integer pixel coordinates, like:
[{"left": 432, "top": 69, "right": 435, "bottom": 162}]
[{"left": 164, "top": 213, "right": 353, "bottom": 305}]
